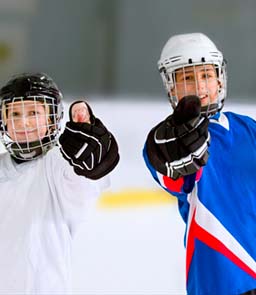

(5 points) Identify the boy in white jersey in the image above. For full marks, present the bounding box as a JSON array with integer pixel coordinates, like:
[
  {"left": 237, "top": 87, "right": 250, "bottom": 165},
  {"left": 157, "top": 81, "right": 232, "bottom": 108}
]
[{"left": 0, "top": 73, "right": 119, "bottom": 294}]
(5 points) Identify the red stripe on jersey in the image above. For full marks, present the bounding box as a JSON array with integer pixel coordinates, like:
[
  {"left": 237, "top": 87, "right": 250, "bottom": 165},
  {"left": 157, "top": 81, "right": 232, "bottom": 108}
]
[
  {"left": 195, "top": 167, "right": 203, "bottom": 181},
  {"left": 196, "top": 224, "right": 256, "bottom": 279},
  {"left": 186, "top": 209, "right": 256, "bottom": 282},
  {"left": 163, "top": 175, "right": 184, "bottom": 193}
]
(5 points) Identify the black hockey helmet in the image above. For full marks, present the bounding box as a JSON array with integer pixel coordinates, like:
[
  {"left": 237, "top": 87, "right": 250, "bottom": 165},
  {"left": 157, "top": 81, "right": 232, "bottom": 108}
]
[{"left": 0, "top": 72, "right": 64, "bottom": 160}]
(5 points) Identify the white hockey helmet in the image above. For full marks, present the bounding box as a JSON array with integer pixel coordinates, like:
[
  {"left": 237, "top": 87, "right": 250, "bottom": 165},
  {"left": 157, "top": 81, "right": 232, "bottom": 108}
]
[{"left": 158, "top": 32, "right": 227, "bottom": 116}]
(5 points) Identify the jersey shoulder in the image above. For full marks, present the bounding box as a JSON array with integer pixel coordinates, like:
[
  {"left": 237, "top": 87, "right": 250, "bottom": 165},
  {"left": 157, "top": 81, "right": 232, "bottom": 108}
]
[
  {"left": 209, "top": 111, "right": 256, "bottom": 132},
  {"left": 224, "top": 111, "right": 256, "bottom": 122}
]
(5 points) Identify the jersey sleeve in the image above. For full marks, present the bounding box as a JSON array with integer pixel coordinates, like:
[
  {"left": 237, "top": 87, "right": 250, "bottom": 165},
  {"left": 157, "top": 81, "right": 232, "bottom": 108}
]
[
  {"left": 143, "top": 143, "right": 203, "bottom": 222},
  {"left": 46, "top": 147, "right": 109, "bottom": 236}
]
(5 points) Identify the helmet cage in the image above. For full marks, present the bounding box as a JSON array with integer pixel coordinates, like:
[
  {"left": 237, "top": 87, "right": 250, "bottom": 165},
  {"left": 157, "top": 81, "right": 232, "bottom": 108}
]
[
  {"left": 158, "top": 33, "right": 227, "bottom": 116},
  {"left": 159, "top": 60, "right": 227, "bottom": 117},
  {"left": 0, "top": 95, "right": 63, "bottom": 161}
]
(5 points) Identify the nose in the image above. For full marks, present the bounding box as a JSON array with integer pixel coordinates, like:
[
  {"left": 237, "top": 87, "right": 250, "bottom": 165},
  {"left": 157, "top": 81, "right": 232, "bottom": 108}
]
[
  {"left": 19, "top": 115, "right": 32, "bottom": 128},
  {"left": 196, "top": 78, "right": 208, "bottom": 95},
  {"left": 196, "top": 76, "right": 206, "bottom": 87}
]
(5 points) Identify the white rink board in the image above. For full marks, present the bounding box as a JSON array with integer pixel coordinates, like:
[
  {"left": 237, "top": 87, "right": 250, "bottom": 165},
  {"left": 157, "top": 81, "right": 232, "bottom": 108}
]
[{"left": 0, "top": 99, "right": 255, "bottom": 294}]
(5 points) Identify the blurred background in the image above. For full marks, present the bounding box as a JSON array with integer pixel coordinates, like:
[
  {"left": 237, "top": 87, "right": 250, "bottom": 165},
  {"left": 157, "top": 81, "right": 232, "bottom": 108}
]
[
  {"left": 0, "top": 1, "right": 256, "bottom": 294},
  {"left": 0, "top": 0, "right": 256, "bottom": 100}
]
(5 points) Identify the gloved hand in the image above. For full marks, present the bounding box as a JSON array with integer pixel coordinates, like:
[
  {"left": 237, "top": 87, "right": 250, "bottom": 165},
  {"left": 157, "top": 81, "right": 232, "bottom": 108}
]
[
  {"left": 59, "top": 100, "right": 119, "bottom": 179},
  {"left": 146, "top": 95, "right": 210, "bottom": 179}
]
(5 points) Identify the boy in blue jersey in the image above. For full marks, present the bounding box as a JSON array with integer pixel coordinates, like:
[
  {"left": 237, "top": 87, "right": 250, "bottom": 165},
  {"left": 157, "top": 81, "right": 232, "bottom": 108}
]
[{"left": 143, "top": 33, "right": 256, "bottom": 295}]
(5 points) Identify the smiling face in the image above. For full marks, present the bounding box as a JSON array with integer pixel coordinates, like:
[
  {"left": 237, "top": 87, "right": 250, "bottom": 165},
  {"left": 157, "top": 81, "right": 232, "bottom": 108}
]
[
  {"left": 5, "top": 100, "right": 49, "bottom": 143},
  {"left": 171, "top": 64, "right": 221, "bottom": 108}
]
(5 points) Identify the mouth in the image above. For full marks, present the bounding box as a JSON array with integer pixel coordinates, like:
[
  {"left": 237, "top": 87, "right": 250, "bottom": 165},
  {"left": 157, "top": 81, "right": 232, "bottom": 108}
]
[
  {"left": 199, "top": 95, "right": 211, "bottom": 105},
  {"left": 199, "top": 94, "right": 209, "bottom": 100},
  {"left": 13, "top": 130, "right": 40, "bottom": 142},
  {"left": 15, "top": 132, "right": 37, "bottom": 137},
  {"left": 15, "top": 128, "right": 38, "bottom": 134}
]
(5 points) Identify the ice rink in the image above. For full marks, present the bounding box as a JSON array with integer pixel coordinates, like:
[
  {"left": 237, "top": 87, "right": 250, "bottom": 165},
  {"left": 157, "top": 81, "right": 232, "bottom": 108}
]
[{"left": 0, "top": 99, "right": 255, "bottom": 294}]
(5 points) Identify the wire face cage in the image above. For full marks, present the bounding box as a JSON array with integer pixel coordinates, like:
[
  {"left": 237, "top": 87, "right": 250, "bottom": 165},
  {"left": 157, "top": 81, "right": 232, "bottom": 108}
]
[
  {"left": 0, "top": 95, "right": 63, "bottom": 160},
  {"left": 161, "top": 61, "right": 227, "bottom": 117},
  {"left": 158, "top": 33, "right": 227, "bottom": 117}
]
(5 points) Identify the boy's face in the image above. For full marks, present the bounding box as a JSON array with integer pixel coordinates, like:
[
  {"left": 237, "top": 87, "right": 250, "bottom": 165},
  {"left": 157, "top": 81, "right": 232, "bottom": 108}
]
[
  {"left": 6, "top": 100, "right": 49, "bottom": 143},
  {"left": 171, "top": 64, "right": 221, "bottom": 107}
]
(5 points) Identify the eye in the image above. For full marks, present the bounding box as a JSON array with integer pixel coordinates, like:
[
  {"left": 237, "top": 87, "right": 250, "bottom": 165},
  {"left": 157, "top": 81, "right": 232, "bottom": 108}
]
[
  {"left": 28, "top": 111, "right": 35, "bottom": 116},
  {"left": 9, "top": 111, "right": 20, "bottom": 118},
  {"left": 203, "top": 73, "right": 210, "bottom": 78},
  {"left": 202, "top": 70, "right": 215, "bottom": 79},
  {"left": 176, "top": 74, "right": 194, "bottom": 82},
  {"left": 29, "top": 110, "right": 42, "bottom": 116},
  {"left": 184, "top": 75, "right": 193, "bottom": 81}
]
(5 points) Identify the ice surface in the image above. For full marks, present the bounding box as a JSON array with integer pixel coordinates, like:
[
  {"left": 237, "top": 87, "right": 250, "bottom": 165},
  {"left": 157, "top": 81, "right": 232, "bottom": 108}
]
[{"left": 0, "top": 99, "right": 255, "bottom": 294}]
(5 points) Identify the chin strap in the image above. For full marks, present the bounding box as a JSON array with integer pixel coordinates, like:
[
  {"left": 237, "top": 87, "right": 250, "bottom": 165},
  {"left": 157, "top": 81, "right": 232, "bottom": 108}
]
[
  {"left": 200, "top": 103, "right": 219, "bottom": 117},
  {"left": 7, "top": 135, "right": 57, "bottom": 162}
]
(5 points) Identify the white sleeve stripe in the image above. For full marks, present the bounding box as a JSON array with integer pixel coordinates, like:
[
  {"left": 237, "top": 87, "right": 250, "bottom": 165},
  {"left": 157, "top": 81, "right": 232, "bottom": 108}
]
[
  {"left": 187, "top": 189, "right": 256, "bottom": 274},
  {"left": 197, "top": 200, "right": 256, "bottom": 273}
]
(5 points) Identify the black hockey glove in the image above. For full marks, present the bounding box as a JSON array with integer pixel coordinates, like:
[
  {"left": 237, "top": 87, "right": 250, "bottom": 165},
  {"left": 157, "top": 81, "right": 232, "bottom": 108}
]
[
  {"left": 59, "top": 101, "right": 119, "bottom": 180},
  {"left": 146, "top": 95, "right": 210, "bottom": 180}
]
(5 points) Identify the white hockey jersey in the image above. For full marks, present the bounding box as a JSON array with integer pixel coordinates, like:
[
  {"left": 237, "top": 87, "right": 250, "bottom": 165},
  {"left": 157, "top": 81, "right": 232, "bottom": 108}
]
[{"left": 0, "top": 146, "right": 106, "bottom": 294}]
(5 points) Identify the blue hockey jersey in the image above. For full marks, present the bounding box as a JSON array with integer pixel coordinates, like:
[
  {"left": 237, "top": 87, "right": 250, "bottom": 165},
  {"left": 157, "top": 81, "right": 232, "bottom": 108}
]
[{"left": 143, "top": 111, "right": 256, "bottom": 295}]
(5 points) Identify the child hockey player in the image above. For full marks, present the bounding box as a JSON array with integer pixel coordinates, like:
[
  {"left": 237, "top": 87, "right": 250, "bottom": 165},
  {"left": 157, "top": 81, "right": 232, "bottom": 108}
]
[
  {"left": 143, "top": 33, "right": 256, "bottom": 295},
  {"left": 0, "top": 72, "right": 119, "bottom": 294}
]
